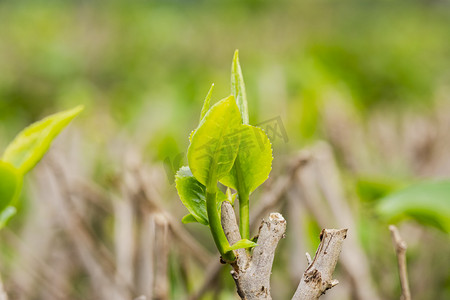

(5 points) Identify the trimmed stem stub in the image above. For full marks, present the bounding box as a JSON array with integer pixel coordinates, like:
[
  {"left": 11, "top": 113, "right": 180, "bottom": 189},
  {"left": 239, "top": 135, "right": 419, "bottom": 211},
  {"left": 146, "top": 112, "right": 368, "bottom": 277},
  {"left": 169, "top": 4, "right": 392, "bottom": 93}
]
[
  {"left": 221, "top": 202, "right": 287, "bottom": 300},
  {"left": 221, "top": 201, "right": 346, "bottom": 300},
  {"left": 293, "top": 229, "right": 347, "bottom": 300}
]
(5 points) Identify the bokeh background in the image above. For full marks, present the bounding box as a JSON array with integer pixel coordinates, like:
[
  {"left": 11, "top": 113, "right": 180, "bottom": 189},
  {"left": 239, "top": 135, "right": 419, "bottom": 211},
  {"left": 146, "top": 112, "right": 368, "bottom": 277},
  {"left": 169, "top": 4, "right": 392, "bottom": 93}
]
[{"left": 0, "top": 0, "right": 449, "bottom": 299}]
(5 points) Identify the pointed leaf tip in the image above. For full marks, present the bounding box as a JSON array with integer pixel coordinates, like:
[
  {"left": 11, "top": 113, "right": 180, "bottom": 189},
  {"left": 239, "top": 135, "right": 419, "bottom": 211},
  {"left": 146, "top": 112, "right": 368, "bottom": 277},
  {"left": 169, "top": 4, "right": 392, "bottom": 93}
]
[
  {"left": 0, "top": 206, "right": 17, "bottom": 230},
  {"left": 70, "top": 105, "right": 85, "bottom": 115},
  {"left": 2, "top": 105, "right": 84, "bottom": 174},
  {"left": 231, "top": 51, "right": 249, "bottom": 125},
  {"left": 0, "top": 161, "right": 22, "bottom": 212}
]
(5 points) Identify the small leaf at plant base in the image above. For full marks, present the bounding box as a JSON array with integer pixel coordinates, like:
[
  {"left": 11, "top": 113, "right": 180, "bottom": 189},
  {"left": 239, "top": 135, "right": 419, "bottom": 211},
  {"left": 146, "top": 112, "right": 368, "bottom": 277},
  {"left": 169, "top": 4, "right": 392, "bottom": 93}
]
[
  {"left": 228, "top": 239, "right": 257, "bottom": 251},
  {"left": 0, "top": 161, "right": 22, "bottom": 212},
  {"left": 0, "top": 206, "right": 17, "bottom": 230},
  {"left": 220, "top": 125, "right": 273, "bottom": 195},
  {"left": 176, "top": 167, "right": 209, "bottom": 225},
  {"left": 188, "top": 96, "right": 242, "bottom": 189},
  {"left": 175, "top": 166, "right": 228, "bottom": 225},
  {"left": 377, "top": 180, "right": 450, "bottom": 233},
  {"left": 231, "top": 50, "right": 249, "bottom": 125},
  {"left": 2, "top": 106, "right": 84, "bottom": 175},
  {"left": 181, "top": 213, "right": 199, "bottom": 224}
]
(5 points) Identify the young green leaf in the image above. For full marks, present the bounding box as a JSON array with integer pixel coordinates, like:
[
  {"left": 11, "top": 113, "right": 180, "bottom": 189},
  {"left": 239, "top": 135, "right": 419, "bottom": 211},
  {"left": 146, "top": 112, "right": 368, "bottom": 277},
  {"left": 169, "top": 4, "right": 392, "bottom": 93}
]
[
  {"left": 377, "top": 180, "right": 450, "bottom": 233},
  {"left": 220, "top": 125, "right": 272, "bottom": 239},
  {"left": 231, "top": 50, "right": 249, "bottom": 124},
  {"left": 227, "top": 239, "right": 258, "bottom": 251},
  {"left": 181, "top": 213, "right": 199, "bottom": 224},
  {"left": 220, "top": 125, "right": 273, "bottom": 196},
  {"left": 231, "top": 52, "right": 272, "bottom": 240},
  {"left": 176, "top": 166, "right": 209, "bottom": 225},
  {"left": 188, "top": 96, "right": 242, "bottom": 189},
  {"left": 0, "top": 161, "right": 22, "bottom": 212},
  {"left": 188, "top": 89, "right": 242, "bottom": 262},
  {"left": 175, "top": 166, "right": 228, "bottom": 225},
  {"left": 2, "top": 105, "right": 84, "bottom": 174},
  {"left": 0, "top": 206, "right": 17, "bottom": 229}
]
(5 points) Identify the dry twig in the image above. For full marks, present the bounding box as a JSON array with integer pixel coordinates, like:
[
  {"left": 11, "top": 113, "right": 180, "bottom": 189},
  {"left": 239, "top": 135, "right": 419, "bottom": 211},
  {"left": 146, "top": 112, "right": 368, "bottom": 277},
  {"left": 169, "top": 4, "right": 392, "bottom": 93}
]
[
  {"left": 389, "top": 225, "right": 411, "bottom": 300},
  {"left": 292, "top": 229, "right": 347, "bottom": 300},
  {"left": 222, "top": 201, "right": 346, "bottom": 300},
  {"left": 294, "top": 143, "right": 380, "bottom": 300},
  {"left": 222, "top": 202, "right": 286, "bottom": 299}
]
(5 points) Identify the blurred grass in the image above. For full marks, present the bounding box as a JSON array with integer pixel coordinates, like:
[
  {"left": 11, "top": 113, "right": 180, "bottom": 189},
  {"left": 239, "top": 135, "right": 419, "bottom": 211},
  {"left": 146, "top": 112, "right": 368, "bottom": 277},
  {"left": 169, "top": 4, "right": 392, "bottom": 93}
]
[{"left": 1, "top": 1, "right": 449, "bottom": 149}]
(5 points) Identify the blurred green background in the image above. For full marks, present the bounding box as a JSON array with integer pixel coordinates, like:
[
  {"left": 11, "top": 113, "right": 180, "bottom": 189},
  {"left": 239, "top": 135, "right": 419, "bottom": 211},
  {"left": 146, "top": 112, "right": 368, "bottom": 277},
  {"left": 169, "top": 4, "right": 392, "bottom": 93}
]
[
  {"left": 2, "top": 1, "right": 449, "bottom": 151},
  {"left": 1, "top": 0, "right": 450, "bottom": 299}
]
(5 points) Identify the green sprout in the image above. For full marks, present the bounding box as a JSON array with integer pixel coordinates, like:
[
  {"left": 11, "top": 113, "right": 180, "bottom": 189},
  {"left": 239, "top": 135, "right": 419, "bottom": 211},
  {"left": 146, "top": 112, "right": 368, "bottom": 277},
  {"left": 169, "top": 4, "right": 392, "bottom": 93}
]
[
  {"left": 175, "top": 51, "right": 273, "bottom": 262},
  {"left": 0, "top": 106, "right": 83, "bottom": 229}
]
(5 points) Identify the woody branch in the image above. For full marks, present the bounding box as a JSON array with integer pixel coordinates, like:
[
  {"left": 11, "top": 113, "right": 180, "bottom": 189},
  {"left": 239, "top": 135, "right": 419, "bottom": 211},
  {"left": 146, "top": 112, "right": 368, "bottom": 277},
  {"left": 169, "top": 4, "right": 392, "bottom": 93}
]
[{"left": 220, "top": 201, "right": 346, "bottom": 300}]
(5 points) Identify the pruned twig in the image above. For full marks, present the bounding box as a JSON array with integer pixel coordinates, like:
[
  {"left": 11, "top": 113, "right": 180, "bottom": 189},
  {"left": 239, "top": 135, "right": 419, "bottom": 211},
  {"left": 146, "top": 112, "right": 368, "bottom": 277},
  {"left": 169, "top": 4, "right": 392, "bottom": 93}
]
[
  {"left": 222, "top": 202, "right": 286, "bottom": 299},
  {"left": 389, "top": 225, "right": 411, "bottom": 300},
  {"left": 294, "top": 143, "right": 380, "bottom": 300},
  {"left": 222, "top": 201, "right": 346, "bottom": 300},
  {"left": 292, "top": 229, "right": 347, "bottom": 300}
]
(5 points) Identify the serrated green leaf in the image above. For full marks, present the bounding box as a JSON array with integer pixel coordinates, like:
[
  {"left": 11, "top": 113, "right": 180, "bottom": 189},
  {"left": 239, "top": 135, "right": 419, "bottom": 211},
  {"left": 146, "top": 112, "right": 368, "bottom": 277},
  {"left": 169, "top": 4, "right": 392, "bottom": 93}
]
[
  {"left": 189, "top": 130, "right": 195, "bottom": 143},
  {"left": 0, "top": 206, "right": 17, "bottom": 230},
  {"left": 227, "top": 239, "right": 257, "bottom": 251},
  {"left": 231, "top": 50, "right": 249, "bottom": 125},
  {"left": 2, "top": 106, "right": 84, "bottom": 174},
  {"left": 0, "top": 161, "right": 22, "bottom": 212},
  {"left": 377, "top": 180, "right": 450, "bottom": 233},
  {"left": 175, "top": 166, "right": 228, "bottom": 225},
  {"left": 181, "top": 213, "right": 199, "bottom": 224},
  {"left": 187, "top": 96, "right": 242, "bottom": 189},
  {"left": 220, "top": 125, "right": 273, "bottom": 195},
  {"left": 200, "top": 83, "right": 214, "bottom": 122}
]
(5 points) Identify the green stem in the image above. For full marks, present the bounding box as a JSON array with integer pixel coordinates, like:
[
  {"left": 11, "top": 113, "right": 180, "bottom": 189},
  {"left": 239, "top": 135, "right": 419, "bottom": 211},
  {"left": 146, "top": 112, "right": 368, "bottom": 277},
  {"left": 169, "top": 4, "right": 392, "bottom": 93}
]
[
  {"left": 239, "top": 192, "right": 250, "bottom": 240},
  {"left": 206, "top": 188, "right": 235, "bottom": 262},
  {"left": 232, "top": 155, "right": 250, "bottom": 240}
]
